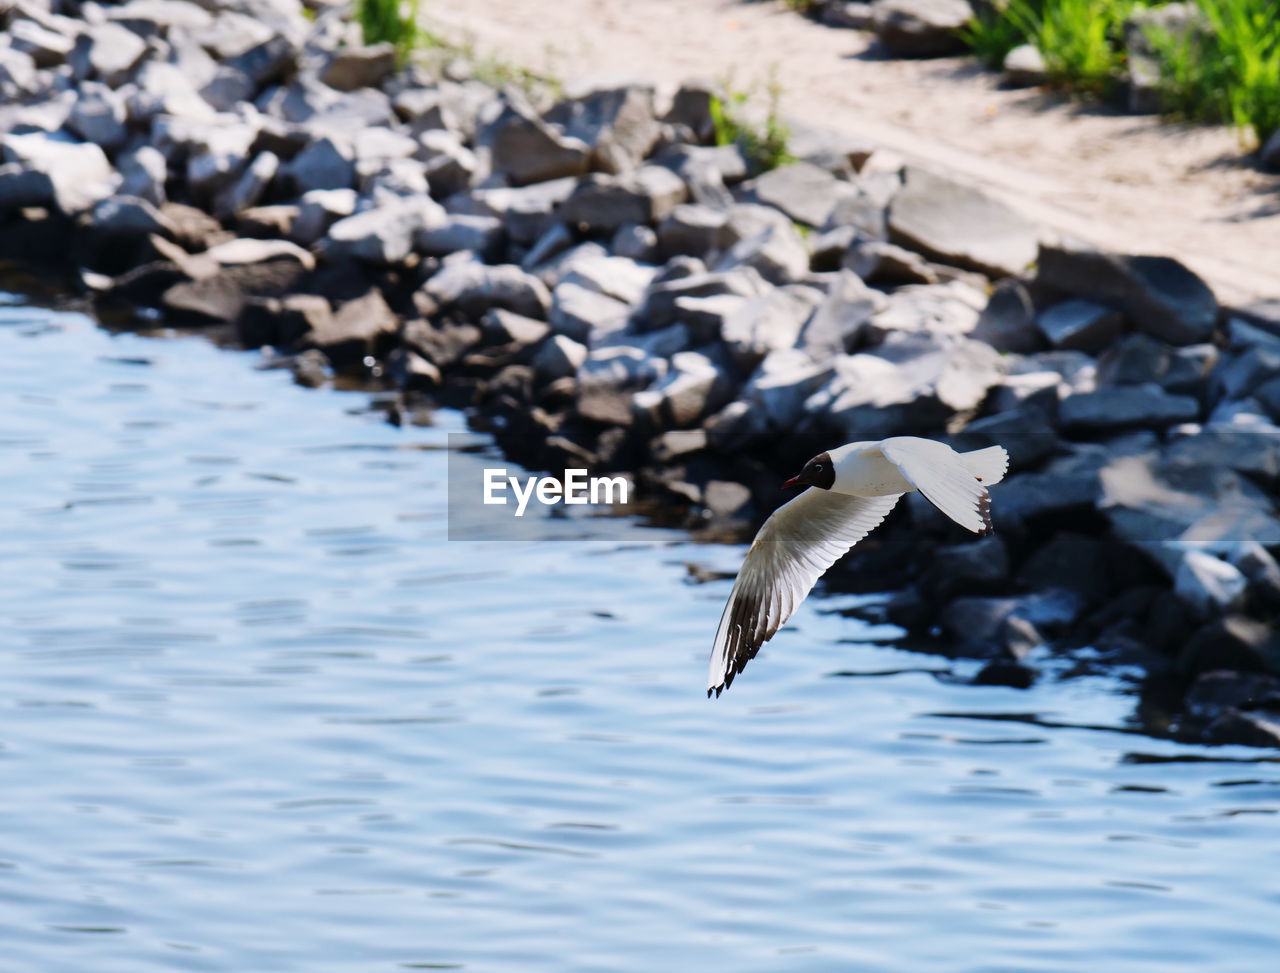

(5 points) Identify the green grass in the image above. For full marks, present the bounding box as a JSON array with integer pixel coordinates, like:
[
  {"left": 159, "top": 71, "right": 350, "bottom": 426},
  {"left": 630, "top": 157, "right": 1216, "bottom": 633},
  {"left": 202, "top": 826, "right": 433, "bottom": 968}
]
[
  {"left": 709, "top": 76, "right": 796, "bottom": 174},
  {"left": 355, "top": 0, "right": 422, "bottom": 60},
  {"left": 953, "top": 0, "right": 1280, "bottom": 147}
]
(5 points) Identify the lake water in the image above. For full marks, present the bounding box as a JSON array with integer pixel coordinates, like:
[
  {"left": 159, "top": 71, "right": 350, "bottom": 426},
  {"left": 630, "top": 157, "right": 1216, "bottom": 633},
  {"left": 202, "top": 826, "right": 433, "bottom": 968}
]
[{"left": 2, "top": 297, "right": 1279, "bottom": 972}]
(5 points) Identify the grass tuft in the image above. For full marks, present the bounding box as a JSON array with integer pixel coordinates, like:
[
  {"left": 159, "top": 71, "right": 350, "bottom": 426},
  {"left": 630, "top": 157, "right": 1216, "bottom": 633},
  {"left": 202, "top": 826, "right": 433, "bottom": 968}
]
[
  {"left": 355, "top": 0, "right": 422, "bottom": 60},
  {"left": 710, "top": 74, "right": 796, "bottom": 174}
]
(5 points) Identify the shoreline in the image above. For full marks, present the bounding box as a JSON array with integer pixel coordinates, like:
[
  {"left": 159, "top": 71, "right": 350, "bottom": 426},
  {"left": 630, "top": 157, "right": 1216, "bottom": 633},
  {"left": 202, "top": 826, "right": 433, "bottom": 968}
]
[{"left": 3, "top": 0, "right": 1280, "bottom": 746}]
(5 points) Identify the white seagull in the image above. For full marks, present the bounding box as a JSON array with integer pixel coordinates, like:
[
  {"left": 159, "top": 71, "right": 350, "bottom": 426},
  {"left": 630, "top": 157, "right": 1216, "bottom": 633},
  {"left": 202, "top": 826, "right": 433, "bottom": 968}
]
[{"left": 707, "top": 436, "right": 1009, "bottom": 697}]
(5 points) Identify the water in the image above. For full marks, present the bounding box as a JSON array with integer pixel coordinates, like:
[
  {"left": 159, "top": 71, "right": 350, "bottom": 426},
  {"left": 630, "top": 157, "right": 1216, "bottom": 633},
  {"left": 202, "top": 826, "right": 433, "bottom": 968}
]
[{"left": 2, "top": 299, "right": 1279, "bottom": 973}]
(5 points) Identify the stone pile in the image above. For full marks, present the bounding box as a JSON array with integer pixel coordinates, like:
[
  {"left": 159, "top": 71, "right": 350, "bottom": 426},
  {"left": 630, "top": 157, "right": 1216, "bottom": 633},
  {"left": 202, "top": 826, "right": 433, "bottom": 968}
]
[{"left": 3, "top": 0, "right": 1280, "bottom": 744}]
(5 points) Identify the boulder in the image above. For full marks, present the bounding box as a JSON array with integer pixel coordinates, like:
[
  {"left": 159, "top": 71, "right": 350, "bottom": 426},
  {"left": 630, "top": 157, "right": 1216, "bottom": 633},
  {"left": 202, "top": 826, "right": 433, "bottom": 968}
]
[
  {"left": 548, "top": 282, "right": 630, "bottom": 344},
  {"left": 632, "top": 350, "right": 732, "bottom": 428},
  {"left": 321, "top": 43, "right": 397, "bottom": 92},
  {"left": 1059, "top": 384, "right": 1199, "bottom": 433},
  {"left": 888, "top": 166, "right": 1038, "bottom": 278},
  {"left": 1179, "top": 615, "right": 1280, "bottom": 677},
  {"left": 635, "top": 266, "right": 769, "bottom": 331},
  {"left": 721, "top": 285, "right": 826, "bottom": 370},
  {"left": 487, "top": 101, "right": 591, "bottom": 187},
  {"left": 66, "top": 82, "right": 128, "bottom": 153},
  {"left": 1003, "top": 44, "right": 1046, "bottom": 87},
  {"left": 415, "top": 213, "right": 505, "bottom": 258},
  {"left": 1035, "top": 299, "right": 1126, "bottom": 353},
  {"left": 117, "top": 145, "right": 168, "bottom": 207},
  {"left": 185, "top": 121, "right": 259, "bottom": 203},
  {"left": 865, "top": 281, "right": 982, "bottom": 343},
  {"left": 462, "top": 176, "right": 578, "bottom": 244},
  {"left": 657, "top": 203, "right": 729, "bottom": 259},
  {"left": 68, "top": 22, "right": 148, "bottom": 88},
  {"left": 238, "top": 293, "right": 332, "bottom": 349},
  {"left": 969, "top": 279, "right": 1043, "bottom": 353},
  {"left": 8, "top": 19, "right": 75, "bottom": 69},
  {"left": 557, "top": 166, "right": 688, "bottom": 233},
  {"left": 794, "top": 269, "right": 880, "bottom": 357},
  {"left": 306, "top": 288, "right": 399, "bottom": 369},
  {"left": 323, "top": 197, "right": 445, "bottom": 264},
  {"left": 89, "top": 195, "right": 177, "bottom": 239},
  {"left": 282, "top": 135, "right": 356, "bottom": 194},
  {"left": 714, "top": 221, "right": 810, "bottom": 285},
  {"left": 748, "top": 161, "right": 844, "bottom": 227},
  {"left": 611, "top": 222, "right": 659, "bottom": 262},
  {"left": 292, "top": 188, "right": 359, "bottom": 245},
  {"left": 1205, "top": 709, "right": 1280, "bottom": 749},
  {"left": 0, "top": 132, "right": 119, "bottom": 214},
  {"left": 843, "top": 240, "right": 940, "bottom": 286},
  {"left": 216, "top": 151, "right": 279, "bottom": 219},
  {"left": 533, "top": 334, "right": 588, "bottom": 383},
  {"left": 1035, "top": 240, "right": 1219, "bottom": 345},
  {"left": 545, "top": 81, "right": 661, "bottom": 174},
  {"left": 873, "top": 0, "right": 974, "bottom": 57},
  {"left": 1176, "top": 549, "right": 1248, "bottom": 620},
  {"left": 425, "top": 256, "right": 553, "bottom": 320}
]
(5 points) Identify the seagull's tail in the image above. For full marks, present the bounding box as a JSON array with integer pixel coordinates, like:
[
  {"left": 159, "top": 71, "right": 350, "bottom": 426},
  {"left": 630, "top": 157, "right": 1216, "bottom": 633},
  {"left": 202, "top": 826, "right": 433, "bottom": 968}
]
[{"left": 961, "top": 446, "right": 1009, "bottom": 487}]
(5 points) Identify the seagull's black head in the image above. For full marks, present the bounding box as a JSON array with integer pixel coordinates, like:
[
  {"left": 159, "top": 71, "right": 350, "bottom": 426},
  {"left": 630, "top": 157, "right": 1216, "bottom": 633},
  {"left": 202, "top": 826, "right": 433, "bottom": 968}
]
[{"left": 781, "top": 451, "right": 835, "bottom": 491}]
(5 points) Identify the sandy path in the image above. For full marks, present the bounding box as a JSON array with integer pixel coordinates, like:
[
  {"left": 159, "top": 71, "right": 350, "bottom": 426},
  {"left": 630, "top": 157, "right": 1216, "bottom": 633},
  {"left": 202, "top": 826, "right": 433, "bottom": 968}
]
[{"left": 430, "top": 0, "right": 1279, "bottom": 304}]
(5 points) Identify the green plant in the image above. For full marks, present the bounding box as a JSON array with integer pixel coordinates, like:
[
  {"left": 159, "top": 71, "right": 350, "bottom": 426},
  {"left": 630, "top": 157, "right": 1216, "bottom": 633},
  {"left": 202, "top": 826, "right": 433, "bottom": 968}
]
[
  {"left": 355, "top": 0, "right": 422, "bottom": 59},
  {"left": 961, "top": 5, "right": 1034, "bottom": 68},
  {"left": 709, "top": 77, "right": 795, "bottom": 174}
]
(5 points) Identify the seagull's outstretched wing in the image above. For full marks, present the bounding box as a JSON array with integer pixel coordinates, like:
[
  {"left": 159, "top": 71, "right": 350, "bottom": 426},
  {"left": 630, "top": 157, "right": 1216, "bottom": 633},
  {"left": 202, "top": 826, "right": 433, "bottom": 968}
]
[
  {"left": 879, "top": 437, "right": 995, "bottom": 534},
  {"left": 708, "top": 489, "right": 902, "bottom": 697}
]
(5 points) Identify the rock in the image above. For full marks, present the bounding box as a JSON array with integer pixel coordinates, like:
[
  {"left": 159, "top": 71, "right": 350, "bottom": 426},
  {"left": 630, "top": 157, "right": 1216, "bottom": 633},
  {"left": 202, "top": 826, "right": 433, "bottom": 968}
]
[
  {"left": 555, "top": 251, "right": 656, "bottom": 304},
  {"left": 415, "top": 213, "right": 505, "bottom": 258},
  {"left": 969, "top": 279, "right": 1042, "bottom": 353},
  {"left": 734, "top": 349, "right": 835, "bottom": 441},
  {"left": 549, "top": 282, "right": 630, "bottom": 344},
  {"left": 749, "top": 161, "right": 844, "bottom": 227},
  {"left": 324, "top": 197, "right": 444, "bottom": 264},
  {"left": 0, "top": 46, "right": 39, "bottom": 99},
  {"left": 924, "top": 534, "right": 1011, "bottom": 600},
  {"left": 117, "top": 145, "right": 167, "bottom": 207},
  {"left": 289, "top": 348, "right": 332, "bottom": 388},
  {"left": 462, "top": 176, "right": 578, "bottom": 245},
  {"left": 1059, "top": 384, "right": 1199, "bottom": 433},
  {"left": 89, "top": 195, "right": 177, "bottom": 239},
  {"left": 1179, "top": 615, "right": 1280, "bottom": 677},
  {"left": 224, "top": 34, "right": 297, "bottom": 92},
  {"left": 557, "top": 166, "right": 688, "bottom": 233},
  {"left": 185, "top": 121, "right": 258, "bottom": 203},
  {"left": 415, "top": 129, "right": 479, "bottom": 197},
  {"left": 632, "top": 350, "right": 732, "bottom": 428},
  {"left": 1036, "top": 240, "right": 1219, "bottom": 345},
  {"left": 69, "top": 22, "right": 148, "bottom": 88},
  {"left": 955, "top": 405, "right": 1058, "bottom": 470},
  {"left": 1205, "top": 709, "right": 1280, "bottom": 748},
  {"left": 426, "top": 257, "right": 553, "bottom": 320},
  {"left": 321, "top": 42, "right": 397, "bottom": 92},
  {"left": 482, "top": 308, "right": 551, "bottom": 348},
  {"left": 844, "top": 240, "right": 939, "bottom": 286},
  {"left": 282, "top": 135, "right": 355, "bottom": 194},
  {"left": 238, "top": 293, "right": 332, "bottom": 349},
  {"left": 611, "top": 222, "right": 659, "bottom": 262},
  {"left": 303, "top": 288, "right": 399, "bottom": 369},
  {"left": 662, "top": 82, "right": 719, "bottom": 145},
  {"left": 1003, "top": 43, "right": 1046, "bottom": 87},
  {"left": 722, "top": 285, "right": 825, "bottom": 370},
  {"left": 162, "top": 255, "right": 309, "bottom": 324},
  {"left": 158, "top": 202, "right": 232, "bottom": 253},
  {"left": 823, "top": 2, "right": 878, "bottom": 30},
  {"left": 8, "top": 19, "right": 75, "bottom": 69},
  {"left": 1214, "top": 346, "right": 1280, "bottom": 400},
  {"left": 546, "top": 81, "right": 661, "bottom": 174},
  {"left": 636, "top": 265, "right": 769, "bottom": 331},
  {"left": 1018, "top": 532, "right": 1111, "bottom": 606},
  {"left": 65, "top": 82, "right": 128, "bottom": 153},
  {"left": 795, "top": 269, "right": 880, "bottom": 358},
  {"left": 873, "top": 0, "right": 974, "bottom": 57},
  {"left": 1232, "top": 543, "right": 1280, "bottom": 612},
  {"left": 1176, "top": 549, "right": 1248, "bottom": 619},
  {"left": 1262, "top": 127, "right": 1280, "bottom": 174},
  {"left": 993, "top": 467, "right": 1102, "bottom": 531},
  {"left": 888, "top": 166, "right": 1038, "bottom": 277},
  {"left": 1036, "top": 299, "right": 1126, "bottom": 353},
  {"left": 1184, "top": 670, "right": 1280, "bottom": 722},
  {"left": 287, "top": 189, "right": 356, "bottom": 246},
  {"left": 0, "top": 132, "right": 118, "bottom": 214},
  {"left": 865, "top": 281, "right": 982, "bottom": 343},
  {"left": 657, "top": 203, "right": 728, "bottom": 260},
  {"left": 533, "top": 334, "right": 588, "bottom": 383},
  {"left": 576, "top": 346, "right": 667, "bottom": 424},
  {"left": 216, "top": 151, "right": 279, "bottom": 219},
  {"left": 487, "top": 101, "right": 590, "bottom": 187}
]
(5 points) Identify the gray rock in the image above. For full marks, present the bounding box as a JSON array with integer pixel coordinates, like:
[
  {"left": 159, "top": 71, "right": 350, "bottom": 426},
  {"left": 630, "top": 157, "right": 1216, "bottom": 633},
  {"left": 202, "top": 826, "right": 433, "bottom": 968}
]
[
  {"left": 632, "top": 350, "right": 732, "bottom": 428},
  {"left": 482, "top": 308, "right": 551, "bottom": 348},
  {"left": 237, "top": 204, "right": 300, "bottom": 239},
  {"left": 749, "top": 161, "right": 844, "bottom": 228},
  {"left": 1179, "top": 615, "right": 1280, "bottom": 678},
  {"left": 888, "top": 166, "right": 1038, "bottom": 277},
  {"left": 866, "top": 281, "right": 982, "bottom": 343},
  {"left": 186, "top": 121, "right": 258, "bottom": 202},
  {"left": 955, "top": 405, "right": 1058, "bottom": 470},
  {"left": 462, "top": 176, "right": 578, "bottom": 245},
  {"left": 1003, "top": 43, "right": 1046, "bottom": 87},
  {"left": 662, "top": 82, "right": 719, "bottom": 145},
  {"left": 721, "top": 285, "right": 825, "bottom": 370},
  {"left": 8, "top": 19, "right": 75, "bottom": 69},
  {"left": 359, "top": 157, "right": 431, "bottom": 200},
  {"left": 306, "top": 288, "right": 399, "bottom": 369},
  {"left": 1036, "top": 239, "right": 1219, "bottom": 345},
  {"left": 323, "top": 197, "right": 445, "bottom": 264},
  {"left": 1059, "top": 384, "right": 1199, "bottom": 433},
  {"left": 994, "top": 467, "right": 1102, "bottom": 530},
  {"left": 670, "top": 293, "right": 746, "bottom": 343},
  {"left": 533, "top": 334, "right": 588, "bottom": 382},
  {"left": 546, "top": 81, "right": 661, "bottom": 174},
  {"left": 558, "top": 251, "right": 655, "bottom": 305},
  {"left": 426, "top": 256, "right": 553, "bottom": 320},
  {"left": 130, "top": 62, "right": 216, "bottom": 124},
  {"left": 69, "top": 22, "right": 148, "bottom": 88},
  {"left": 117, "top": 144, "right": 168, "bottom": 207},
  {"left": 238, "top": 293, "right": 332, "bottom": 349},
  {"left": 1176, "top": 549, "right": 1248, "bottom": 619},
  {"left": 283, "top": 135, "right": 355, "bottom": 194},
  {"left": 415, "top": 129, "right": 479, "bottom": 197},
  {"left": 0, "top": 46, "right": 39, "bottom": 99},
  {"left": 415, "top": 213, "right": 505, "bottom": 258},
  {"left": 66, "top": 81, "right": 128, "bottom": 153},
  {"left": 969, "top": 279, "right": 1043, "bottom": 353},
  {"left": 216, "top": 150, "right": 279, "bottom": 219},
  {"left": 576, "top": 345, "right": 668, "bottom": 425},
  {"left": 321, "top": 42, "right": 397, "bottom": 92},
  {"left": 740, "top": 348, "right": 837, "bottom": 436},
  {"left": 487, "top": 101, "right": 590, "bottom": 187},
  {"left": 843, "top": 239, "right": 940, "bottom": 286},
  {"left": 1036, "top": 299, "right": 1126, "bottom": 353},
  {"left": 873, "top": 0, "right": 973, "bottom": 57},
  {"left": 636, "top": 265, "right": 769, "bottom": 331},
  {"left": 795, "top": 269, "right": 880, "bottom": 357},
  {"left": 225, "top": 34, "right": 296, "bottom": 92},
  {"left": 557, "top": 166, "right": 688, "bottom": 233},
  {"left": 1214, "top": 346, "right": 1280, "bottom": 400},
  {"left": 291, "top": 188, "right": 359, "bottom": 246},
  {"left": 548, "top": 282, "right": 630, "bottom": 343},
  {"left": 611, "top": 222, "right": 659, "bottom": 262},
  {"left": 657, "top": 203, "right": 728, "bottom": 259},
  {"left": 89, "top": 195, "right": 176, "bottom": 238},
  {"left": 0, "top": 131, "right": 119, "bottom": 214},
  {"left": 823, "top": 2, "right": 878, "bottom": 30},
  {"left": 1205, "top": 709, "right": 1280, "bottom": 749},
  {"left": 714, "top": 221, "right": 810, "bottom": 285}
]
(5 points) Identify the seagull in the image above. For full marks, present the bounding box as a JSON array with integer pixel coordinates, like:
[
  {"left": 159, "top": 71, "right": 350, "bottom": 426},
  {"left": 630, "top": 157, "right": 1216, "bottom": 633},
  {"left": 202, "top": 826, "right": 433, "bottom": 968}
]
[{"left": 707, "top": 437, "right": 1008, "bottom": 697}]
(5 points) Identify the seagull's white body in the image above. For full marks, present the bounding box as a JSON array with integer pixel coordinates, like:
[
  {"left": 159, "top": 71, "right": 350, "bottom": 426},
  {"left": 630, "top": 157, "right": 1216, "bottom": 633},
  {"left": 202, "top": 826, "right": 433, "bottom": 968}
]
[{"left": 707, "top": 436, "right": 1008, "bottom": 696}]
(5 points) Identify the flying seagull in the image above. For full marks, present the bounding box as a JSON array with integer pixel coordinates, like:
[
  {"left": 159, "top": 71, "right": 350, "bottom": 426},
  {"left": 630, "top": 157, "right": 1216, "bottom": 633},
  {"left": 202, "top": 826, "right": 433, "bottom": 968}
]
[{"left": 708, "top": 437, "right": 1008, "bottom": 697}]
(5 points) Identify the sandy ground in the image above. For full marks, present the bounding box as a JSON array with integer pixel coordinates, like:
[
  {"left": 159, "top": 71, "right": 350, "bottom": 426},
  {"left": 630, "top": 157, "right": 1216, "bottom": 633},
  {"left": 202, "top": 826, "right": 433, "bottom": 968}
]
[{"left": 430, "top": 0, "right": 1279, "bottom": 304}]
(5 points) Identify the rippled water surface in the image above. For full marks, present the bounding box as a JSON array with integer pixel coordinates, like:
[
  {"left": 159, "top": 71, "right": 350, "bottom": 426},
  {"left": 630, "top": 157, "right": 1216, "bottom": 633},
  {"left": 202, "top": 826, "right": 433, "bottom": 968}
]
[{"left": 3, "top": 299, "right": 1279, "bottom": 972}]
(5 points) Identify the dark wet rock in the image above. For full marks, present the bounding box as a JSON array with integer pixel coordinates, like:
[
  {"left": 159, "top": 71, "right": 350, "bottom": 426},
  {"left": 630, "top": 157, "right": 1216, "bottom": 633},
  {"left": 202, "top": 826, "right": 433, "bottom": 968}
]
[
  {"left": 714, "top": 220, "right": 810, "bottom": 285},
  {"left": 1036, "top": 299, "right": 1126, "bottom": 354},
  {"left": 973, "top": 659, "right": 1038, "bottom": 688},
  {"left": 557, "top": 166, "right": 688, "bottom": 234},
  {"left": 321, "top": 42, "right": 397, "bottom": 92},
  {"left": 888, "top": 166, "right": 1038, "bottom": 278},
  {"left": 844, "top": 240, "right": 940, "bottom": 286},
  {"left": 1003, "top": 44, "right": 1047, "bottom": 87},
  {"left": 1036, "top": 240, "right": 1219, "bottom": 345},
  {"left": 486, "top": 100, "right": 590, "bottom": 187},
  {"left": 426, "top": 256, "right": 553, "bottom": 320},
  {"left": 304, "top": 287, "right": 398, "bottom": 369},
  {"left": 873, "top": 0, "right": 972, "bottom": 56},
  {"left": 1175, "top": 549, "right": 1248, "bottom": 619},
  {"left": 938, "top": 591, "right": 1076, "bottom": 656},
  {"left": 1179, "top": 615, "right": 1280, "bottom": 677},
  {"left": 1059, "top": 384, "right": 1199, "bottom": 434},
  {"left": 162, "top": 256, "right": 308, "bottom": 324},
  {"left": 1205, "top": 708, "right": 1280, "bottom": 748},
  {"left": 748, "top": 161, "right": 844, "bottom": 228},
  {"left": 1019, "top": 532, "right": 1110, "bottom": 607},
  {"left": 969, "top": 279, "right": 1043, "bottom": 353},
  {"left": 546, "top": 81, "right": 661, "bottom": 174},
  {"left": 795, "top": 269, "right": 881, "bottom": 358},
  {"left": 237, "top": 293, "right": 332, "bottom": 349},
  {"left": 533, "top": 334, "right": 589, "bottom": 383},
  {"left": 322, "top": 197, "right": 445, "bottom": 265},
  {"left": 405, "top": 319, "right": 483, "bottom": 370}
]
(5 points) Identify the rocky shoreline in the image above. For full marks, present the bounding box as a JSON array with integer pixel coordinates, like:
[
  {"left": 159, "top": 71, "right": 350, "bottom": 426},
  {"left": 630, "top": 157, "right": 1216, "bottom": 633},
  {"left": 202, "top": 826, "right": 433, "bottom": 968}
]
[{"left": 4, "top": 0, "right": 1280, "bottom": 744}]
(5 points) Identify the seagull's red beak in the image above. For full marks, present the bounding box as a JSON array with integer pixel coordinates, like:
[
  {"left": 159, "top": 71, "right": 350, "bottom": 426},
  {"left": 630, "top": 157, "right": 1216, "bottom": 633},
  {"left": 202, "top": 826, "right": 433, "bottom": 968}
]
[{"left": 781, "top": 473, "right": 805, "bottom": 490}]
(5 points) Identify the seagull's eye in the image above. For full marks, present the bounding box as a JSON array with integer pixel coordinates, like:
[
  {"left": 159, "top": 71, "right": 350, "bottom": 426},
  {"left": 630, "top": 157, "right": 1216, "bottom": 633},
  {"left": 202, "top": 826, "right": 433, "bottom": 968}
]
[{"left": 812, "top": 463, "right": 824, "bottom": 472}]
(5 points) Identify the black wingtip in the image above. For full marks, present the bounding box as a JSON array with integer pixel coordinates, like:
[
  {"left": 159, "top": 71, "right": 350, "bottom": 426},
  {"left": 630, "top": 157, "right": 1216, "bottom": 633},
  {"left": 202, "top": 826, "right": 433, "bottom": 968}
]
[{"left": 977, "top": 491, "right": 994, "bottom": 536}]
